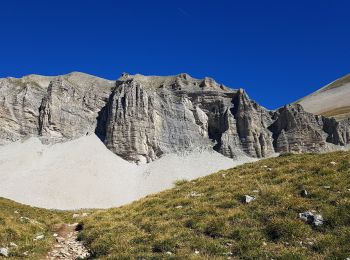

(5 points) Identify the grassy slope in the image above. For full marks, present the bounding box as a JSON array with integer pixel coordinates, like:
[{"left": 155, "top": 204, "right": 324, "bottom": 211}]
[
  {"left": 79, "top": 151, "right": 350, "bottom": 260},
  {"left": 0, "top": 198, "right": 69, "bottom": 259}
]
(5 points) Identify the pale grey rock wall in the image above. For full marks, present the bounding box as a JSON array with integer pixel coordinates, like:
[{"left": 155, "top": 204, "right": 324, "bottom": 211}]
[
  {"left": 103, "top": 74, "right": 277, "bottom": 162},
  {"left": 38, "top": 73, "right": 114, "bottom": 142},
  {"left": 0, "top": 75, "right": 50, "bottom": 144},
  {"left": 269, "top": 104, "right": 328, "bottom": 153},
  {"left": 0, "top": 72, "right": 349, "bottom": 163},
  {"left": 0, "top": 72, "right": 114, "bottom": 145},
  {"left": 268, "top": 104, "right": 350, "bottom": 153}
]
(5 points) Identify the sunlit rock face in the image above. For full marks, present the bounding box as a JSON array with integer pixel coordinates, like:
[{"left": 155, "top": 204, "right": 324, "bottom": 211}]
[{"left": 0, "top": 72, "right": 349, "bottom": 163}]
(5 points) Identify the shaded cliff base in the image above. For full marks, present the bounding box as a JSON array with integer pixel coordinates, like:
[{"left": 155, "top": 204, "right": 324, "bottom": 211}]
[{"left": 0, "top": 134, "right": 258, "bottom": 210}]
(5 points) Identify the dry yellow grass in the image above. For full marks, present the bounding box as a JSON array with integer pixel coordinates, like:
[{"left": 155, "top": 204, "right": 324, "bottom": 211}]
[
  {"left": 0, "top": 198, "right": 70, "bottom": 258},
  {"left": 79, "top": 151, "right": 350, "bottom": 259}
]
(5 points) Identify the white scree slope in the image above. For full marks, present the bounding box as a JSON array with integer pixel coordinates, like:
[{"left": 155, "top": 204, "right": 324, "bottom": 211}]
[{"left": 0, "top": 135, "right": 255, "bottom": 209}]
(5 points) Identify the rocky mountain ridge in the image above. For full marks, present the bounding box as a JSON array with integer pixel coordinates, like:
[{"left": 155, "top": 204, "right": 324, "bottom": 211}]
[{"left": 1, "top": 72, "right": 349, "bottom": 163}]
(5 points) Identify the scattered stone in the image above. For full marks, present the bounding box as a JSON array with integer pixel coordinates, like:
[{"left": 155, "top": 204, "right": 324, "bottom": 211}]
[
  {"left": 252, "top": 189, "right": 259, "bottom": 193},
  {"left": 188, "top": 191, "right": 202, "bottom": 197},
  {"left": 14, "top": 211, "right": 19, "bottom": 214},
  {"left": 300, "top": 189, "right": 308, "bottom": 197},
  {"left": 166, "top": 251, "right": 172, "bottom": 255},
  {"left": 262, "top": 165, "right": 268, "bottom": 168},
  {"left": 262, "top": 242, "right": 267, "bottom": 246},
  {"left": 53, "top": 233, "right": 58, "bottom": 237},
  {"left": 323, "top": 186, "right": 331, "bottom": 189},
  {"left": 56, "top": 237, "right": 65, "bottom": 243},
  {"left": 222, "top": 173, "right": 226, "bottom": 178},
  {"left": 34, "top": 235, "right": 44, "bottom": 240},
  {"left": 313, "top": 215, "right": 324, "bottom": 226},
  {"left": 72, "top": 214, "right": 80, "bottom": 218},
  {"left": 9, "top": 242, "right": 17, "bottom": 247},
  {"left": 20, "top": 216, "right": 30, "bottom": 223},
  {"left": 330, "top": 161, "right": 337, "bottom": 166},
  {"left": 242, "top": 195, "right": 256, "bottom": 204},
  {"left": 47, "top": 223, "right": 90, "bottom": 259},
  {"left": 0, "top": 248, "right": 8, "bottom": 257},
  {"left": 267, "top": 168, "right": 273, "bottom": 171},
  {"left": 19, "top": 216, "right": 42, "bottom": 227},
  {"left": 175, "top": 205, "right": 183, "bottom": 209},
  {"left": 81, "top": 213, "right": 89, "bottom": 217},
  {"left": 194, "top": 250, "right": 200, "bottom": 255},
  {"left": 299, "top": 211, "right": 324, "bottom": 226}
]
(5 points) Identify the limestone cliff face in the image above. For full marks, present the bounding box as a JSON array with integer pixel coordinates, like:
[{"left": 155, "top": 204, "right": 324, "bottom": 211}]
[
  {"left": 269, "top": 104, "right": 328, "bottom": 153},
  {"left": 101, "top": 74, "right": 277, "bottom": 162},
  {"left": 0, "top": 72, "right": 349, "bottom": 163},
  {"left": 0, "top": 75, "right": 49, "bottom": 144},
  {"left": 103, "top": 78, "right": 211, "bottom": 162},
  {"left": 38, "top": 73, "right": 114, "bottom": 142},
  {"left": 269, "top": 104, "right": 350, "bottom": 153}
]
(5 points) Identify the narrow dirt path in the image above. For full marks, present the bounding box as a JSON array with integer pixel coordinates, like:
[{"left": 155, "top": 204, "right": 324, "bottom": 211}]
[{"left": 45, "top": 223, "right": 90, "bottom": 259}]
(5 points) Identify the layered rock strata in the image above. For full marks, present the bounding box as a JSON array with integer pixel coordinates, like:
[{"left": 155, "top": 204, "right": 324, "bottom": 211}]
[{"left": 0, "top": 72, "right": 349, "bottom": 163}]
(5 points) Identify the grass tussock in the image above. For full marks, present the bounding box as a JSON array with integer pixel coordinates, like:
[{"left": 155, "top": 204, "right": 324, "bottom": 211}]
[{"left": 78, "top": 151, "right": 350, "bottom": 259}]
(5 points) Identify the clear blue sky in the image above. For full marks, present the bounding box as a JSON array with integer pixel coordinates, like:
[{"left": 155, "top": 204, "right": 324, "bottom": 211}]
[{"left": 0, "top": 0, "right": 349, "bottom": 109}]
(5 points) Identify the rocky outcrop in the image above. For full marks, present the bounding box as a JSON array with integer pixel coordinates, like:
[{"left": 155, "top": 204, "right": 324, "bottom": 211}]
[
  {"left": 268, "top": 104, "right": 350, "bottom": 153},
  {"left": 38, "top": 73, "right": 114, "bottom": 142},
  {"left": 268, "top": 104, "right": 328, "bottom": 153},
  {"left": 0, "top": 75, "right": 49, "bottom": 144},
  {"left": 322, "top": 117, "right": 350, "bottom": 145},
  {"left": 0, "top": 72, "right": 114, "bottom": 145},
  {"left": 230, "top": 89, "right": 274, "bottom": 158},
  {"left": 0, "top": 72, "right": 349, "bottom": 163},
  {"left": 102, "top": 74, "right": 276, "bottom": 162}
]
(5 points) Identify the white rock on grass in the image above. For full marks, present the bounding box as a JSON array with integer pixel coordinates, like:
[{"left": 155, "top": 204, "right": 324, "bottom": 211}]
[
  {"left": 0, "top": 248, "right": 9, "bottom": 257},
  {"left": 34, "top": 235, "right": 44, "bottom": 241},
  {"left": 300, "top": 189, "right": 308, "bottom": 197},
  {"left": 299, "top": 211, "right": 324, "bottom": 226},
  {"left": 243, "top": 195, "right": 256, "bottom": 204},
  {"left": 9, "top": 242, "right": 17, "bottom": 247}
]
